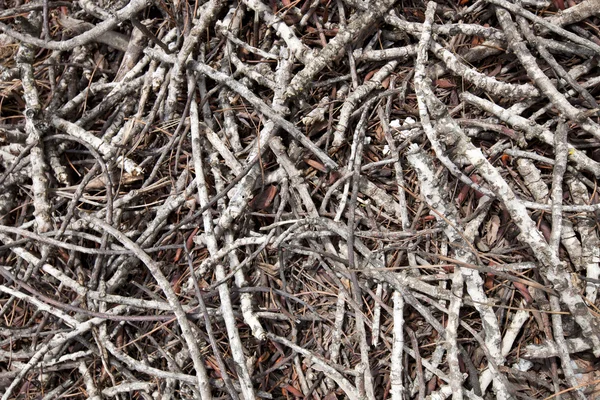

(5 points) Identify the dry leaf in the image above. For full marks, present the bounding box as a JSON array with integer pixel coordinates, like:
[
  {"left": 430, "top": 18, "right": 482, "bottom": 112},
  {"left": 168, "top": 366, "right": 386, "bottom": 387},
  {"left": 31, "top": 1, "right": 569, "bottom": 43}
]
[
  {"left": 484, "top": 272, "right": 495, "bottom": 290},
  {"left": 434, "top": 79, "right": 456, "bottom": 88},
  {"left": 364, "top": 69, "right": 378, "bottom": 82},
  {"left": 513, "top": 281, "right": 533, "bottom": 304},
  {"left": 327, "top": 170, "right": 342, "bottom": 185},
  {"left": 305, "top": 158, "right": 328, "bottom": 173},
  {"left": 381, "top": 76, "right": 390, "bottom": 89},
  {"left": 249, "top": 185, "right": 278, "bottom": 210},
  {"left": 486, "top": 215, "right": 501, "bottom": 245},
  {"left": 375, "top": 123, "right": 385, "bottom": 142},
  {"left": 74, "top": 173, "right": 142, "bottom": 191},
  {"left": 488, "top": 63, "right": 502, "bottom": 77},
  {"left": 282, "top": 384, "right": 304, "bottom": 398},
  {"left": 471, "top": 36, "right": 483, "bottom": 46},
  {"left": 457, "top": 183, "right": 471, "bottom": 205}
]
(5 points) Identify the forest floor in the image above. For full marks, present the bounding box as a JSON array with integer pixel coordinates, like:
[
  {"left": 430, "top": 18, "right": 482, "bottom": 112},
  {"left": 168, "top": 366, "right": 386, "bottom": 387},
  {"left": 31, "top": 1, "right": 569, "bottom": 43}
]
[{"left": 1, "top": 0, "right": 600, "bottom": 399}]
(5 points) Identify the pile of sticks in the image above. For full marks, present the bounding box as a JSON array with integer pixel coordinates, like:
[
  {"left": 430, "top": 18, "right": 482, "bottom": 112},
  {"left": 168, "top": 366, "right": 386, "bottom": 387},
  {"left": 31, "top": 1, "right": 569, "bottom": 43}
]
[{"left": 0, "top": 0, "right": 599, "bottom": 398}]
